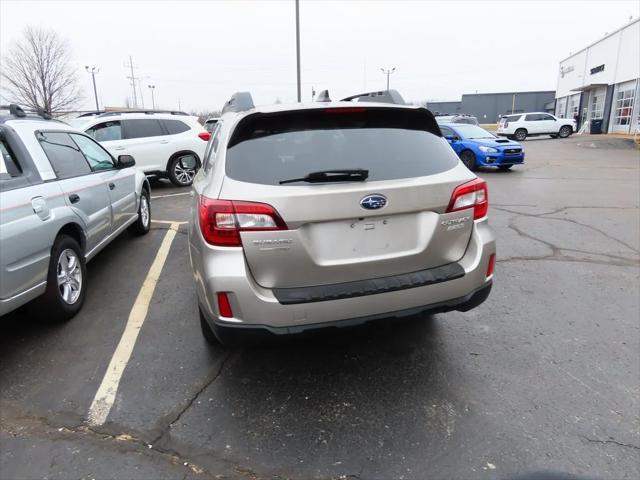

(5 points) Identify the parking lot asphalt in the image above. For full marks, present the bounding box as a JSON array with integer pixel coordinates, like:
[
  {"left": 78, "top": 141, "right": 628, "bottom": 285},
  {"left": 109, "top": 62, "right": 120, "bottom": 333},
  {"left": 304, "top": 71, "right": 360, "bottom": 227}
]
[{"left": 1, "top": 135, "right": 639, "bottom": 480}]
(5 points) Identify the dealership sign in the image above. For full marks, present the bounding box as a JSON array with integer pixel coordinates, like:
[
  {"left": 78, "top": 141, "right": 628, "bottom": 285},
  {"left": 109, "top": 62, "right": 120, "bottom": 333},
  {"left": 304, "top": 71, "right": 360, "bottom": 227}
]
[
  {"left": 560, "top": 65, "right": 574, "bottom": 78},
  {"left": 590, "top": 64, "right": 605, "bottom": 75}
]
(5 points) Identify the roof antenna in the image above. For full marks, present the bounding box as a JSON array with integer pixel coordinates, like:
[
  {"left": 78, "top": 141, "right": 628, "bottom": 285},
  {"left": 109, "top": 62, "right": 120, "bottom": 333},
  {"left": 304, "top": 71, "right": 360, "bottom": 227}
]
[{"left": 315, "top": 90, "right": 331, "bottom": 102}]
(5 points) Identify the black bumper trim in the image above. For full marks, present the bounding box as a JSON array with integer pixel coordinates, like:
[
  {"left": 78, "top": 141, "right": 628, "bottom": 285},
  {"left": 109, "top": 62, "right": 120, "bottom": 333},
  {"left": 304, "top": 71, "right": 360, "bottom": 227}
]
[
  {"left": 273, "top": 262, "right": 465, "bottom": 305},
  {"left": 208, "top": 281, "right": 493, "bottom": 336}
]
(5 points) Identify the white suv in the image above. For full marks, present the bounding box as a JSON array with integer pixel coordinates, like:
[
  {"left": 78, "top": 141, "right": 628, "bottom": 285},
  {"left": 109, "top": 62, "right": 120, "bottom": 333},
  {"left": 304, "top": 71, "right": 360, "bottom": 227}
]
[
  {"left": 78, "top": 112, "right": 209, "bottom": 186},
  {"left": 497, "top": 112, "right": 576, "bottom": 141}
]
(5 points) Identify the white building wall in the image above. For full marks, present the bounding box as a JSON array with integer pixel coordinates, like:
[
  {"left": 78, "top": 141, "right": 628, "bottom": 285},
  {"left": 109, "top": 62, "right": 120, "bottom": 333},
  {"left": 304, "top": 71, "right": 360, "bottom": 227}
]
[{"left": 556, "top": 18, "right": 640, "bottom": 99}]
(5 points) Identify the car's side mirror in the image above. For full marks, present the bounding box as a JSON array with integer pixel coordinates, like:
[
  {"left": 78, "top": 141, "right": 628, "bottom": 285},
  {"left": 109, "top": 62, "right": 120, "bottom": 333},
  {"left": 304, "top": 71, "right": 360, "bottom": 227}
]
[
  {"left": 116, "top": 155, "right": 135, "bottom": 169},
  {"left": 445, "top": 135, "right": 458, "bottom": 142}
]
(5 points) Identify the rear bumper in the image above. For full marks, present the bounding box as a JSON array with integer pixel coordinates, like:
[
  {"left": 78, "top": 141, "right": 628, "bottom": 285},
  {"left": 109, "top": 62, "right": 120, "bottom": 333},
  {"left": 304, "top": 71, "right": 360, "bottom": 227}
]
[{"left": 190, "top": 218, "right": 495, "bottom": 330}]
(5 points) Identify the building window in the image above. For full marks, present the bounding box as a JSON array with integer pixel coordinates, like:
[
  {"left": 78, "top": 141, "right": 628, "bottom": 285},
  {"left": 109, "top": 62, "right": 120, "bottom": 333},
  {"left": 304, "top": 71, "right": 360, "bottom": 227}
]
[
  {"left": 613, "top": 89, "right": 635, "bottom": 126},
  {"left": 591, "top": 95, "right": 604, "bottom": 119},
  {"left": 568, "top": 94, "right": 580, "bottom": 121},
  {"left": 556, "top": 98, "right": 567, "bottom": 118}
]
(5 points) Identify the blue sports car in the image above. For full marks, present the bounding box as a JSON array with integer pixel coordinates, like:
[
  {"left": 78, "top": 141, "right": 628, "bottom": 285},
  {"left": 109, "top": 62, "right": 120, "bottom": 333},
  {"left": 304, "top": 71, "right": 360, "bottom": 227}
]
[{"left": 439, "top": 123, "right": 524, "bottom": 170}]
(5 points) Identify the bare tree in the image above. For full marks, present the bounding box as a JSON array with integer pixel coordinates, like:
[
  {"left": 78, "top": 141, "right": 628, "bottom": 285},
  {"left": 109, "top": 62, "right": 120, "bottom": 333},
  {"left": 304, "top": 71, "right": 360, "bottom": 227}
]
[{"left": 1, "top": 26, "right": 82, "bottom": 114}]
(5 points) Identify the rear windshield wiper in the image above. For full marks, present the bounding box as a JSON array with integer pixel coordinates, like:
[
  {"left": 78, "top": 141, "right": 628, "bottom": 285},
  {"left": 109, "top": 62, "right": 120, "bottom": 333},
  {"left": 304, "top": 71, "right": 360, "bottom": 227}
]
[{"left": 279, "top": 169, "right": 369, "bottom": 185}]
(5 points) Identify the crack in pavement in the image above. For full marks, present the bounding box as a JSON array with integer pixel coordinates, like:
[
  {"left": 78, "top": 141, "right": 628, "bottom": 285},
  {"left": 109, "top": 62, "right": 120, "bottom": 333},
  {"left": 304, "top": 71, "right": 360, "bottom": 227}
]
[
  {"left": 148, "top": 349, "right": 235, "bottom": 448},
  {"left": 0, "top": 409, "right": 218, "bottom": 479},
  {"left": 493, "top": 205, "right": 640, "bottom": 266},
  {"left": 582, "top": 436, "right": 640, "bottom": 451}
]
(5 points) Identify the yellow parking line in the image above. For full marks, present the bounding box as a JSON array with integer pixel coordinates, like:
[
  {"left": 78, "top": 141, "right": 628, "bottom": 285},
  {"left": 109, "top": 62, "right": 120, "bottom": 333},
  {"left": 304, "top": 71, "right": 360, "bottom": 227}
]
[
  {"left": 151, "top": 219, "right": 187, "bottom": 225},
  {"left": 87, "top": 222, "right": 179, "bottom": 426}
]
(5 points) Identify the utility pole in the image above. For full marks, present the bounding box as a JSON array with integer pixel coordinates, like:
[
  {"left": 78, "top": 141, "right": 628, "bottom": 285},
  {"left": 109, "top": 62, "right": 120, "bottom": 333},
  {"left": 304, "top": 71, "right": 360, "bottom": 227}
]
[
  {"left": 295, "top": 0, "right": 301, "bottom": 102},
  {"left": 85, "top": 66, "right": 100, "bottom": 111},
  {"left": 137, "top": 78, "right": 145, "bottom": 109},
  {"left": 124, "top": 56, "right": 139, "bottom": 108},
  {"left": 380, "top": 67, "right": 396, "bottom": 91},
  {"left": 511, "top": 93, "right": 516, "bottom": 114},
  {"left": 148, "top": 84, "right": 156, "bottom": 110}
]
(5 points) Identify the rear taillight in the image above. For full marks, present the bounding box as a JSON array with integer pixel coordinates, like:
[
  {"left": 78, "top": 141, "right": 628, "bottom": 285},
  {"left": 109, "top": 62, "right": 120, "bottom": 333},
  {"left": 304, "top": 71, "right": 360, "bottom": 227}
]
[
  {"left": 198, "top": 131, "right": 211, "bottom": 141},
  {"left": 446, "top": 178, "right": 488, "bottom": 220},
  {"left": 198, "top": 196, "right": 288, "bottom": 246}
]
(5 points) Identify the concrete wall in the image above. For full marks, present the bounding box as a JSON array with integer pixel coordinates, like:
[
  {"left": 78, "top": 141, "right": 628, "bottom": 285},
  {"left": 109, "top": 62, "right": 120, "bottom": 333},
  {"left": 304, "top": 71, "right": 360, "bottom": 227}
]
[
  {"left": 425, "top": 101, "right": 462, "bottom": 114},
  {"left": 461, "top": 91, "right": 556, "bottom": 122}
]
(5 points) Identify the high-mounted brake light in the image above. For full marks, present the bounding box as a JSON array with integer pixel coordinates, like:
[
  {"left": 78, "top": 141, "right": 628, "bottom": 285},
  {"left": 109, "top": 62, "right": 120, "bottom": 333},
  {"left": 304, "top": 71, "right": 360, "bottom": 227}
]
[
  {"left": 446, "top": 178, "right": 488, "bottom": 220},
  {"left": 325, "top": 107, "right": 367, "bottom": 113},
  {"left": 198, "top": 131, "right": 211, "bottom": 141},
  {"left": 198, "top": 196, "right": 288, "bottom": 246}
]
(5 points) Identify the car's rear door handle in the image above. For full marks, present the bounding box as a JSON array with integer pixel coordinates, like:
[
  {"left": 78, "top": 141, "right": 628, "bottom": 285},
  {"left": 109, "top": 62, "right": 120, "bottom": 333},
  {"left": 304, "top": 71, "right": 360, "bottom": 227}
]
[
  {"left": 108, "top": 182, "right": 115, "bottom": 190},
  {"left": 69, "top": 193, "right": 80, "bottom": 204},
  {"left": 114, "top": 146, "right": 126, "bottom": 151},
  {"left": 159, "top": 140, "right": 169, "bottom": 144}
]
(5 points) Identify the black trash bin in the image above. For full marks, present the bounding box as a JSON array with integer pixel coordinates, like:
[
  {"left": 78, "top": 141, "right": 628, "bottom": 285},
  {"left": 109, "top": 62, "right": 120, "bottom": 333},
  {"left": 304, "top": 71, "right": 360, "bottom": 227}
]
[{"left": 590, "top": 119, "right": 603, "bottom": 134}]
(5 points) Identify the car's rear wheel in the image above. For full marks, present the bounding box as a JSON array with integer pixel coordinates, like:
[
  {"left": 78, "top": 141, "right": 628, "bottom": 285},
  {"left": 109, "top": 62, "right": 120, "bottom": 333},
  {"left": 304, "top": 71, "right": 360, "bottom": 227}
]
[
  {"left": 460, "top": 150, "right": 476, "bottom": 170},
  {"left": 514, "top": 129, "right": 527, "bottom": 141},
  {"left": 36, "top": 235, "right": 87, "bottom": 323},
  {"left": 128, "top": 189, "right": 151, "bottom": 236},
  {"left": 558, "top": 125, "right": 572, "bottom": 138},
  {"left": 498, "top": 165, "right": 513, "bottom": 171},
  {"left": 199, "top": 308, "right": 239, "bottom": 346},
  {"left": 168, "top": 153, "right": 198, "bottom": 187}
]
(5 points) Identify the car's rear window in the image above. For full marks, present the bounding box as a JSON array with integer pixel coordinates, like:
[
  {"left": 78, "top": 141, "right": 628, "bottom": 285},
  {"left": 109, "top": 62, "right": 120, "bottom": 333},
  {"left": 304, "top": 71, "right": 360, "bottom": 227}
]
[{"left": 226, "top": 108, "right": 456, "bottom": 186}]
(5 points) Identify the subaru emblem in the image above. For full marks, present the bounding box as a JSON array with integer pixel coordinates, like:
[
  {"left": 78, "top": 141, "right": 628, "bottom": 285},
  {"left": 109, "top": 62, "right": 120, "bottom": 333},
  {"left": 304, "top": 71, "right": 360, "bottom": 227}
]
[{"left": 360, "top": 194, "right": 387, "bottom": 210}]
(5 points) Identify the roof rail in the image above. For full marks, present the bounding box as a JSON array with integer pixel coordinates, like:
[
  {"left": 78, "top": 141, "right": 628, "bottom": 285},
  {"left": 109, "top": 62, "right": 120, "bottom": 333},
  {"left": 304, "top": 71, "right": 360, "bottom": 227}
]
[
  {"left": 222, "top": 92, "right": 255, "bottom": 114},
  {"left": 340, "top": 89, "right": 406, "bottom": 105},
  {"left": 0, "top": 104, "right": 52, "bottom": 120},
  {"left": 315, "top": 90, "right": 331, "bottom": 102},
  {"left": 96, "top": 109, "right": 188, "bottom": 118}
]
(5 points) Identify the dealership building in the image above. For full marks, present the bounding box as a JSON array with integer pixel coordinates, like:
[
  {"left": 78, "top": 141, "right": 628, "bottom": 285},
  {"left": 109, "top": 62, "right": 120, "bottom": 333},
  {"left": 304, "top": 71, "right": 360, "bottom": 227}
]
[{"left": 555, "top": 17, "right": 639, "bottom": 134}]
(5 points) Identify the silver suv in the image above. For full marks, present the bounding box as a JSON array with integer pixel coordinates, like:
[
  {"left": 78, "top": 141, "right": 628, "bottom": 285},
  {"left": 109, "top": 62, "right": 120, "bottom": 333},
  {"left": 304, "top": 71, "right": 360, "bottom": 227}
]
[
  {"left": 0, "top": 105, "right": 151, "bottom": 321},
  {"left": 188, "top": 91, "right": 496, "bottom": 344}
]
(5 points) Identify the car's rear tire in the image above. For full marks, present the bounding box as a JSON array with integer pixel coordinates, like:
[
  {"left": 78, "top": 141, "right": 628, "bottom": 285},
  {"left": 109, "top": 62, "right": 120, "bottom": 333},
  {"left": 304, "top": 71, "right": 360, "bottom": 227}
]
[
  {"left": 558, "top": 125, "right": 572, "bottom": 138},
  {"left": 498, "top": 165, "right": 513, "bottom": 171},
  {"left": 199, "top": 308, "right": 239, "bottom": 346},
  {"left": 128, "top": 189, "right": 151, "bottom": 236},
  {"left": 36, "top": 235, "right": 87, "bottom": 323},
  {"left": 460, "top": 150, "right": 476, "bottom": 170},
  {"left": 514, "top": 129, "right": 527, "bottom": 141},
  {"left": 168, "top": 153, "right": 198, "bottom": 187}
]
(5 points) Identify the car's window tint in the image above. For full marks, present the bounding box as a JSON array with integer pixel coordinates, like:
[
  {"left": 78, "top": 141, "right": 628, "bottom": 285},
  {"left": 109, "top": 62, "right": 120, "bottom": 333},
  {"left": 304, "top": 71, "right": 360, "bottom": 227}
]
[
  {"left": 0, "top": 140, "right": 21, "bottom": 178},
  {"left": 38, "top": 132, "right": 91, "bottom": 179},
  {"left": 540, "top": 114, "right": 555, "bottom": 121},
  {"left": 525, "top": 114, "right": 541, "bottom": 121},
  {"left": 226, "top": 109, "right": 455, "bottom": 186},
  {"left": 123, "top": 119, "right": 164, "bottom": 139},
  {"left": 504, "top": 115, "right": 522, "bottom": 122},
  {"left": 162, "top": 119, "right": 190, "bottom": 135},
  {"left": 440, "top": 126, "right": 454, "bottom": 137},
  {"left": 70, "top": 134, "right": 114, "bottom": 171},
  {"left": 86, "top": 121, "right": 122, "bottom": 142}
]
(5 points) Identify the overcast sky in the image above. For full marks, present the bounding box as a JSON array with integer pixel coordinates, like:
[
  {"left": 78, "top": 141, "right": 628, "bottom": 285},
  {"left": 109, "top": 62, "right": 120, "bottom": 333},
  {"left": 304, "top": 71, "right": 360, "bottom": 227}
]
[{"left": 1, "top": 0, "right": 639, "bottom": 112}]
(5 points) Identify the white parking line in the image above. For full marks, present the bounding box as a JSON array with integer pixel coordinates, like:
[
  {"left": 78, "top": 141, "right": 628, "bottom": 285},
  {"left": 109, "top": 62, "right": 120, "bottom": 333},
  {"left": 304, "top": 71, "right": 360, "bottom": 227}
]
[
  {"left": 151, "top": 192, "right": 191, "bottom": 200},
  {"left": 151, "top": 219, "right": 187, "bottom": 225},
  {"left": 87, "top": 222, "right": 179, "bottom": 426}
]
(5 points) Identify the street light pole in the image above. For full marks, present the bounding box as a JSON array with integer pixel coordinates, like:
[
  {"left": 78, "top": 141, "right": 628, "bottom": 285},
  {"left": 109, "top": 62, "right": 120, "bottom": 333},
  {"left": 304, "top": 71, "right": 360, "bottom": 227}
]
[
  {"left": 295, "top": 0, "right": 301, "bottom": 102},
  {"left": 148, "top": 85, "right": 156, "bottom": 110},
  {"left": 380, "top": 67, "right": 396, "bottom": 91},
  {"left": 85, "top": 66, "right": 100, "bottom": 111}
]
